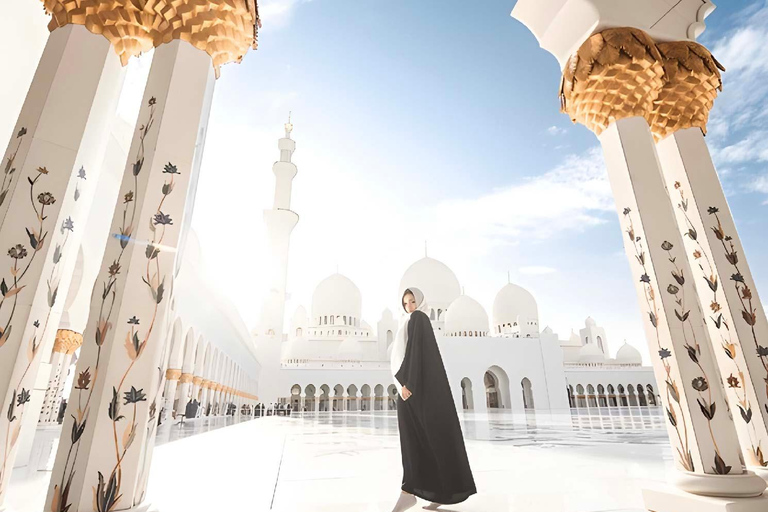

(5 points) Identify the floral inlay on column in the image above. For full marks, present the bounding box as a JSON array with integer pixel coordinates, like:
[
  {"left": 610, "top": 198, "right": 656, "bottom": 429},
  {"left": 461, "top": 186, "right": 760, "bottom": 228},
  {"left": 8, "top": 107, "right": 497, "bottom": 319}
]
[
  {"left": 0, "top": 128, "right": 27, "bottom": 207},
  {"left": 0, "top": 162, "right": 78, "bottom": 494},
  {"left": 622, "top": 207, "right": 694, "bottom": 472},
  {"left": 672, "top": 182, "right": 766, "bottom": 468}
]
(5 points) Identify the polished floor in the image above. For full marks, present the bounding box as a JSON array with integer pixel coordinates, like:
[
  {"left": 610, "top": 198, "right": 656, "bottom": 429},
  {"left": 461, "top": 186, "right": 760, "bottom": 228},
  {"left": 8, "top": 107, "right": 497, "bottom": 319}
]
[{"left": 7, "top": 407, "right": 671, "bottom": 511}]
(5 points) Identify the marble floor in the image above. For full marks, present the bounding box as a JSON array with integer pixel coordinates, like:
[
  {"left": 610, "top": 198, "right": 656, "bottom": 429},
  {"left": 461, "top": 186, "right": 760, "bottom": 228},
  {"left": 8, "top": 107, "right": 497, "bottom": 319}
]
[{"left": 6, "top": 407, "right": 674, "bottom": 511}]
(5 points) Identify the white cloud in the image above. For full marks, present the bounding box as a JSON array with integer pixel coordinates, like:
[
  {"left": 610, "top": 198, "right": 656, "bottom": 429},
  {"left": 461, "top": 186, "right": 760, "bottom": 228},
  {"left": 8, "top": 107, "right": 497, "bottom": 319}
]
[
  {"left": 258, "top": 0, "right": 312, "bottom": 29},
  {"left": 519, "top": 266, "right": 557, "bottom": 275},
  {"left": 547, "top": 125, "right": 566, "bottom": 136}
]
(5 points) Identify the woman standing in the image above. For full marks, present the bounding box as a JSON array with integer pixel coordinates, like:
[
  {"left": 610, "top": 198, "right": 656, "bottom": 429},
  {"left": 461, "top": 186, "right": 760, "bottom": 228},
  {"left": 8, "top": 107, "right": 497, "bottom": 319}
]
[{"left": 390, "top": 287, "right": 476, "bottom": 511}]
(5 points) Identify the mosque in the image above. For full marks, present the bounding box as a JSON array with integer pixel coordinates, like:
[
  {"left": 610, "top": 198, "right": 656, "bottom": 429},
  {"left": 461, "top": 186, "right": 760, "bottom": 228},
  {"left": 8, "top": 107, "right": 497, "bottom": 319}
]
[{"left": 252, "top": 123, "right": 658, "bottom": 415}]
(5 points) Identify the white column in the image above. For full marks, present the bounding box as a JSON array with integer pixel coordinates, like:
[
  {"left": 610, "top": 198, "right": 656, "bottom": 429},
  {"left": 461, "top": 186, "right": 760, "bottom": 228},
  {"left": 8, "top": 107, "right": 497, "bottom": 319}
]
[
  {"left": 657, "top": 127, "right": 768, "bottom": 477},
  {"left": 46, "top": 40, "right": 216, "bottom": 512},
  {"left": 0, "top": 24, "right": 125, "bottom": 504}
]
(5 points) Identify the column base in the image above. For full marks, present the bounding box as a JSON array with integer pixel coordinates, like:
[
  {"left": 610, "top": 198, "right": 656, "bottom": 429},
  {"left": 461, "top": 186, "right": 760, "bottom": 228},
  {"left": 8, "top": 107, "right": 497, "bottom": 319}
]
[
  {"left": 748, "top": 466, "right": 768, "bottom": 484},
  {"left": 644, "top": 485, "right": 768, "bottom": 512},
  {"left": 673, "top": 470, "right": 766, "bottom": 498}
]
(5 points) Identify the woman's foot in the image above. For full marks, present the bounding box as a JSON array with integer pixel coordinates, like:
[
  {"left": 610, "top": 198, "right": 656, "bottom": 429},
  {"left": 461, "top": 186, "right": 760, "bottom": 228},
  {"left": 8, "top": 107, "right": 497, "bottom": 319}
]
[
  {"left": 423, "top": 503, "right": 442, "bottom": 510},
  {"left": 391, "top": 491, "right": 417, "bottom": 512}
]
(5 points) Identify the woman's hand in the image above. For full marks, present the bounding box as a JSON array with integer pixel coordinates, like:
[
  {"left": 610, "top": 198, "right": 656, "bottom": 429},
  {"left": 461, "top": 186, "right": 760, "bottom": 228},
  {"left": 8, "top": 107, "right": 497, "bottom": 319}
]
[{"left": 402, "top": 386, "right": 412, "bottom": 400}]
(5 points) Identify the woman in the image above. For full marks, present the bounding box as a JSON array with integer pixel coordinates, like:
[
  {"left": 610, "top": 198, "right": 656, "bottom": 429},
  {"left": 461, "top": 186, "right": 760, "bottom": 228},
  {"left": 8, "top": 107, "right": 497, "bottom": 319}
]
[{"left": 390, "top": 287, "right": 476, "bottom": 512}]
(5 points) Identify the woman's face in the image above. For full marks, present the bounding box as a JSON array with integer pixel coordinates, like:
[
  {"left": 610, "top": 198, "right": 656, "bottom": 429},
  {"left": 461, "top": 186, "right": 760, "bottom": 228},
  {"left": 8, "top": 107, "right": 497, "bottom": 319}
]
[{"left": 403, "top": 293, "right": 417, "bottom": 313}]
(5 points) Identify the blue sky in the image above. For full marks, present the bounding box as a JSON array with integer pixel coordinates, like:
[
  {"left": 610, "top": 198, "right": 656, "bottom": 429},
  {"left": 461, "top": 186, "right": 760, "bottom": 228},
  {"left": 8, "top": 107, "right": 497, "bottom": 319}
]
[{"left": 189, "top": 0, "right": 768, "bottom": 363}]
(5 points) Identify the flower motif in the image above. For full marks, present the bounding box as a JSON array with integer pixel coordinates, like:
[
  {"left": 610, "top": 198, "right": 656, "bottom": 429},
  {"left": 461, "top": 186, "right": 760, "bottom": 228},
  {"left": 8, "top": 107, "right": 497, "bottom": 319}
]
[
  {"left": 33, "top": 320, "right": 39, "bottom": 328},
  {"left": 8, "top": 244, "right": 27, "bottom": 259},
  {"left": 123, "top": 386, "right": 147, "bottom": 405},
  {"left": 108, "top": 261, "right": 121, "bottom": 277},
  {"left": 124, "top": 191, "right": 134, "bottom": 204},
  {"left": 658, "top": 348, "right": 672, "bottom": 359},
  {"left": 661, "top": 241, "right": 674, "bottom": 251},
  {"left": 37, "top": 192, "right": 56, "bottom": 205},
  {"left": 674, "top": 181, "right": 681, "bottom": 189},
  {"left": 731, "top": 273, "right": 745, "bottom": 283},
  {"left": 37, "top": 166, "right": 48, "bottom": 175},
  {"left": 723, "top": 343, "right": 736, "bottom": 359},
  {"left": 153, "top": 212, "right": 173, "bottom": 226},
  {"left": 17, "top": 127, "right": 27, "bottom": 138},
  {"left": 640, "top": 274, "right": 651, "bottom": 284},
  {"left": 725, "top": 236, "right": 733, "bottom": 241},
  {"left": 622, "top": 207, "right": 631, "bottom": 216},
  {"left": 693, "top": 250, "right": 702, "bottom": 259},
  {"left": 78, "top": 167, "right": 86, "bottom": 179},
  {"left": 61, "top": 217, "right": 74, "bottom": 232},
  {"left": 16, "top": 389, "right": 31, "bottom": 406},
  {"left": 692, "top": 377, "right": 709, "bottom": 392},
  {"left": 710, "top": 301, "right": 721, "bottom": 313},
  {"left": 757, "top": 346, "right": 768, "bottom": 358},
  {"left": 75, "top": 369, "right": 91, "bottom": 390},
  {"left": 667, "top": 284, "right": 680, "bottom": 295},
  {"left": 127, "top": 316, "right": 140, "bottom": 325},
  {"left": 163, "top": 163, "right": 179, "bottom": 174},
  {"left": 148, "top": 97, "right": 157, "bottom": 106},
  {"left": 727, "top": 374, "right": 740, "bottom": 388},
  {"left": 707, "top": 207, "right": 719, "bottom": 215}
]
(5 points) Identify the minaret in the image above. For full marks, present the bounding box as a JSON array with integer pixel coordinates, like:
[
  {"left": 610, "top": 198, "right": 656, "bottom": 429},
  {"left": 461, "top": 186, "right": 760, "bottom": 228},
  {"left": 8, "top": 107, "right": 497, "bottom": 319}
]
[{"left": 258, "top": 115, "right": 299, "bottom": 404}]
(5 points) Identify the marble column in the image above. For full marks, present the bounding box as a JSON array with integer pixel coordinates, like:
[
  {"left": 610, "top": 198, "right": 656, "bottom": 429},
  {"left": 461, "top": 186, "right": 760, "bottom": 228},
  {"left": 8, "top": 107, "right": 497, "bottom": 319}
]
[
  {"left": 645, "top": 43, "right": 768, "bottom": 477},
  {"left": 39, "top": 329, "right": 83, "bottom": 423},
  {"left": 0, "top": 24, "right": 125, "bottom": 503},
  {"left": 163, "top": 369, "right": 181, "bottom": 421},
  {"left": 45, "top": 40, "right": 217, "bottom": 512},
  {"left": 514, "top": 10, "right": 768, "bottom": 512}
]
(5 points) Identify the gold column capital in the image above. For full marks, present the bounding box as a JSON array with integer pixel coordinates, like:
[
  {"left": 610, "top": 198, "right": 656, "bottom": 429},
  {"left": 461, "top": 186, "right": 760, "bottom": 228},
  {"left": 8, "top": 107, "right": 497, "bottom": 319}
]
[
  {"left": 201, "top": 379, "right": 210, "bottom": 389},
  {"left": 192, "top": 376, "right": 203, "bottom": 386},
  {"left": 179, "top": 373, "right": 193, "bottom": 384},
  {"left": 647, "top": 41, "right": 724, "bottom": 142},
  {"left": 42, "top": 0, "right": 262, "bottom": 76},
  {"left": 165, "top": 368, "right": 182, "bottom": 381},
  {"left": 559, "top": 27, "right": 665, "bottom": 136},
  {"left": 53, "top": 329, "right": 83, "bottom": 355}
]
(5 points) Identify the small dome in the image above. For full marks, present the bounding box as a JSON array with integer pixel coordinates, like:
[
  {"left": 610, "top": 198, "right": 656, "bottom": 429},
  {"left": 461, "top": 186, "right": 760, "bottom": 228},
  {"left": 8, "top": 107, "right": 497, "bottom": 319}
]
[
  {"left": 284, "top": 336, "right": 313, "bottom": 359},
  {"left": 569, "top": 330, "right": 580, "bottom": 344},
  {"left": 311, "top": 273, "right": 362, "bottom": 324},
  {"left": 362, "top": 320, "right": 372, "bottom": 330},
  {"left": 380, "top": 308, "right": 394, "bottom": 321},
  {"left": 578, "top": 342, "right": 605, "bottom": 363},
  {"left": 492, "top": 283, "right": 538, "bottom": 328},
  {"left": 292, "top": 305, "right": 308, "bottom": 322},
  {"left": 615, "top": 342, "right": 642, "bottom": 365},
  {"left": 399, "top": 257, "right": 461, "bottom": 309},
  {"left": 585, "top": 316, "right": 596, "bottom": 326},
  {"left": 445, "top": 295, "right": 489, "bottom": 336},
  {"left": 542, "top": 326, "right": 553, "bottom": 334}
]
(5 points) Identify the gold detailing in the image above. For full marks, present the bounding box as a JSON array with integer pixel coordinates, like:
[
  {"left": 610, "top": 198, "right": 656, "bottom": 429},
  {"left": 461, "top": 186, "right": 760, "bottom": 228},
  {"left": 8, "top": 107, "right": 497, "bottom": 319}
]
[
  {"left": 179, "top": 373, "right": 193, "bottom": 384},
  {"left": 560, "top": 28, "right": 665, "bottom": 136},
  {"left": 559, "top": 28, "right": 725, "bottom": 140},
  {"left": 165, "top": 368, "right": 182, "bottom": 381},
  {"left": 53, "top": 329, "right": 83, "bottom": 354},
  {"left": 41, "top": 0, "right": 262, "bottom": 76},
  {"left": 192, "top": 376, "right": 203, "bottom": 386},
  {"left": 201, "top": 379, "right": 210, "bottom": 389},
  {"left": 647, "top": 41, "right": 724, "bottom": 142}
]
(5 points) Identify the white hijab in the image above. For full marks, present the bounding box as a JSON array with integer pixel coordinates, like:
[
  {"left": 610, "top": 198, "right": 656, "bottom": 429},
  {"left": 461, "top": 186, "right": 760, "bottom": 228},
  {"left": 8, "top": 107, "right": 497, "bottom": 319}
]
[{"left": 390, "top": 287, "right": 429, "bottom": 397}]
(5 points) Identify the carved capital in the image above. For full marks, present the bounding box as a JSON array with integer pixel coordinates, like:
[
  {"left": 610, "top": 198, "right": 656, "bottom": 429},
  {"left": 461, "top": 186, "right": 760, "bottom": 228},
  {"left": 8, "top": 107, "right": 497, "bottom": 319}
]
[
  {"left": 165, "top": 368, "right": 182, "bottom": 381},
  {"left": 179, "top": 373, "right": 193, "bottom": 384},
  {"left": 53, "top": 329, "right": 83, "bottom": 355},
  {"left": 560, "top": 27, "right": 665, "bottom": 136},
  {"left": 192, "top": 376, "right": 203, "bottom": 386},
  {"left": 201, "top": 379, "right": 210, "bottom": 389},
  {"left": 647, "top": 41, "right": 724, "bottom": 142},
  {"left": 41, "top": 0, "right": 261, "bottom": 75}
]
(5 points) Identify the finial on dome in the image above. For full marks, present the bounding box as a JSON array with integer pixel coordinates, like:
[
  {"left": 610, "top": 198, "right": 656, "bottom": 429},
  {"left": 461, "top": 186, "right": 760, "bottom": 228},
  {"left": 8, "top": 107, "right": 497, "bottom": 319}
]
[
  {"left": 284, "top": 111, "right": 293, "bottom": 137},
  {"left": 425, "top": 240, "right": 428, "bottom": 257},
  {"left": 507, "top": 271, "right": 510, "bottom": 284}
]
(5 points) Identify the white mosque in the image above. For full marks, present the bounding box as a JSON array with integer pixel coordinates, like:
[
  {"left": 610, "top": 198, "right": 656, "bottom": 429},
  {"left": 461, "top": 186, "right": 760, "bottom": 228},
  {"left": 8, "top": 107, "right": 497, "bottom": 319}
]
[{"left": 253, "top": 122, "right": 658, "bottom": 415}]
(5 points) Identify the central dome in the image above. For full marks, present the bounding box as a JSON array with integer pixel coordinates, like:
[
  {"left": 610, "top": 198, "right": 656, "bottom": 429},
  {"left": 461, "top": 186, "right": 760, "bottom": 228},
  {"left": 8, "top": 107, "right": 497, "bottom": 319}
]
[
  {"left": 311, "top": 273, "right": 362, "bottom": 326},
  {"left": 399, "top": 257, "right": 461, "bottom": 310}
]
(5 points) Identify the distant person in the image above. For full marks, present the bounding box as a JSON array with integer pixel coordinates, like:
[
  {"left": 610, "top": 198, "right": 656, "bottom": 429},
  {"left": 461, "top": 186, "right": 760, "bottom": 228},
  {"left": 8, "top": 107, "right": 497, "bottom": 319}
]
[
  {"left": 389, "top": 287, "right": 476, "bottom": 512},
  {"left": 57, "top": 399, "right": 67, "bottom": 424}
]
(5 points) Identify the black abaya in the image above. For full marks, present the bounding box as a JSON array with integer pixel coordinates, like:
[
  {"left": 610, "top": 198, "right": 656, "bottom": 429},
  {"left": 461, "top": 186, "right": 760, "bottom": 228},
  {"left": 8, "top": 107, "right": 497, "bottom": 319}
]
[{"left": 395, "top": 310, "right": 476, "bottom": 505}]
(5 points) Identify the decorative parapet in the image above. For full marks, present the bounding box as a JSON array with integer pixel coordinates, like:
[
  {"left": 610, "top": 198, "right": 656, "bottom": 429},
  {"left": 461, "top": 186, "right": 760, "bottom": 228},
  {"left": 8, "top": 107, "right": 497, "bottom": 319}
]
[
  {"left": 53, "top": 329, "right": 84, "bottom": 355},
  {"left": 40, "top": 0, "right": 261, "bottom": 75}
]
